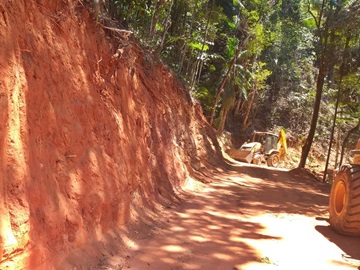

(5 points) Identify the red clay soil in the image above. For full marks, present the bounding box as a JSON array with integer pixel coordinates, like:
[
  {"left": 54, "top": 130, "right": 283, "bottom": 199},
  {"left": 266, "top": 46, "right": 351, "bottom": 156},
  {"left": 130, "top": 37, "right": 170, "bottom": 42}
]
[
  {"left": 0, "top": 1, "right": 221, "bottom": 268},
  {"left": 47, "top": 163, "right": 360, "bottom": 270},
  {"left": 1, "top": 1, "right": 359, "bottom": 270},
  {"left": 60, "top": 162, "right": 358, "bottom": 270},
  {"left": 117, "top": 163, "right": 360, "bottom": 270}
]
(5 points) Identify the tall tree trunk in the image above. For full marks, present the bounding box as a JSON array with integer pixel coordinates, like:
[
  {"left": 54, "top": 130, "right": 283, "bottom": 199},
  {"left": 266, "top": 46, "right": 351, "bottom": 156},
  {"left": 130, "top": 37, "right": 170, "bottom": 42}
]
[
  {"left": 242, "top": 83, "right": 257, "bottom": 130},
  {"left": 335, "top": 126, "right": 340, "bottom": 168},
  {"left": 189, "top": 59, "right": 200, "bottom": 90},
  {"left": 156, "top": 0, "right": 174, "bottom": 54},
  {"left": 190, "top": 0, "right": 212, "bottom": 90},
  {"left": 209, "top": 33, "right": 249, "bottom": 126},
  {"left": 150, "top": 0, "right": 166, "bottom": 37},
  {"left": 178, "top": 1, "right": 196, "bottom": 75},
  {"left": 299, "top": 1, "right": 332, "bottom": 168},
  {"left": 322, "top": 34, "right": 350, "bottom": 181},
  {"left": 322, "top": 84, "right": 341, "bottom": 182},
  {"left": 218, "top": 109, "right": 228, "bottom": 135},
  {"left": 299, "top": 67, "right": 326, "bottom": 168}
]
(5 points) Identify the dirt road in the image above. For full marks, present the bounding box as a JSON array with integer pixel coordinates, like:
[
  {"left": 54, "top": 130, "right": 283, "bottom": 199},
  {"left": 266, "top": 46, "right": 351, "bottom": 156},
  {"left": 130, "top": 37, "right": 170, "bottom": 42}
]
[{"left": 96, "top": 162, "right": 360, "bottom": 270}]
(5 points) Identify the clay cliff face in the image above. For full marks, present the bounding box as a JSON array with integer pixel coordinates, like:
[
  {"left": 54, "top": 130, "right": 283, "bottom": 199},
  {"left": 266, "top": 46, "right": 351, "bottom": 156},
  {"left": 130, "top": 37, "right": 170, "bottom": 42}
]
[{"left": 0, "top": 1, "right": 221, "bottom": 268}]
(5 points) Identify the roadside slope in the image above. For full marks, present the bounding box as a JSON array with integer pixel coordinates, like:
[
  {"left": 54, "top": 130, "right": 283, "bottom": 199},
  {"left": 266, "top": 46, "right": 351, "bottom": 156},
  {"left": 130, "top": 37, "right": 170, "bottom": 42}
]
[{"left": 0, "top": 1, "right": 222, "bottom": 268}]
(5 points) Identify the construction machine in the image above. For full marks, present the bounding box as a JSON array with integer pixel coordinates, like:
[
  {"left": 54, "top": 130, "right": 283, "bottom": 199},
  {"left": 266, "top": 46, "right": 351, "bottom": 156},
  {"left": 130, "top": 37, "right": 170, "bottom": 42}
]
[
  {"left": 329, "top": 139, "right": 360, "bottom": 236},
  {"left": 226, "top": 130, "right": 287, "bottom": 167}
]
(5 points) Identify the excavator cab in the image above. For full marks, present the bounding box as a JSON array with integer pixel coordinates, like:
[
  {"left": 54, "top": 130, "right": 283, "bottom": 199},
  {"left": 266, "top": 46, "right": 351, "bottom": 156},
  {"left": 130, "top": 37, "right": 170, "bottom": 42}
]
[{"left": 252, "top": 132, "right": 279, "bottom": 155}]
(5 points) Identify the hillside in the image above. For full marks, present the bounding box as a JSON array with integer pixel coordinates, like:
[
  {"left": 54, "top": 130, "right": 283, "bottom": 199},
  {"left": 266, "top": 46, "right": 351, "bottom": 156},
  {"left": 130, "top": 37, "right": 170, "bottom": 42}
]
[{"left": 0, "top": 1, "right": 223, "bottom": 268}]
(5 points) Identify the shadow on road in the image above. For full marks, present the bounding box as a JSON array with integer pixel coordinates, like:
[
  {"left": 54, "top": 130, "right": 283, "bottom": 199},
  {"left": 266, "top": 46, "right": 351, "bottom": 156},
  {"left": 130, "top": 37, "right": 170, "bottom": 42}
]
[
  {"left": 94, "top": 160, "right": 359, "bottom": 269},
  {"left": 316, "top": 224, "right": 360, "bottom": 264}
]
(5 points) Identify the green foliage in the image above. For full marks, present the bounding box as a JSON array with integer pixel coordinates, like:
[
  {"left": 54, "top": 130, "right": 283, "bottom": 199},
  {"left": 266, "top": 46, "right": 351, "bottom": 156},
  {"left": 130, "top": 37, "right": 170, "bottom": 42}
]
[
  {"left": 189, "top": 41, "right": 209, "bottom": 52},
  {"left": 253, "top": 62, "right": 271, "bottom": 90},
  {"left": 100, "top": 0, "right": 360, "bottom": 142},
  {"left": 226, "top": 37, "right": 238, "bottom": 58},
  {"left": 193, "top": 86, "right": 214, "bottom": 115}
]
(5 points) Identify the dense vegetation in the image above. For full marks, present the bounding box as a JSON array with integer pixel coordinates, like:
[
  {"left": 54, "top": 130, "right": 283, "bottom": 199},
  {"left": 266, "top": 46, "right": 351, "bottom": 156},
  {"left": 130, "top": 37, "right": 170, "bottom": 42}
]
[{"left": 97, "top": 0, "right": 359, "bottom": 170}]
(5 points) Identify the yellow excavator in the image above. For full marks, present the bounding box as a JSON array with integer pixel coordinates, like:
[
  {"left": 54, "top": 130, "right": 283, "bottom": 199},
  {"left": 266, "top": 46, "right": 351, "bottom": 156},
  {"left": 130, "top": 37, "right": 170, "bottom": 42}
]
[
  {"left": 329, "top": 139, "right": 360, "bottom": 236},
  {"left": 226, "top": 130, "right": 288, "bottom": 167}
]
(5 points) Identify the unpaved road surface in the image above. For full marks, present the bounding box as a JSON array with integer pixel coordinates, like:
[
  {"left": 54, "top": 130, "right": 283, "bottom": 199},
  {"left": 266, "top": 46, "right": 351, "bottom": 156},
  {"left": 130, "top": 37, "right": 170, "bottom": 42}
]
[{"left": 105, "top": 162, "right": 360, "bottom": 270}]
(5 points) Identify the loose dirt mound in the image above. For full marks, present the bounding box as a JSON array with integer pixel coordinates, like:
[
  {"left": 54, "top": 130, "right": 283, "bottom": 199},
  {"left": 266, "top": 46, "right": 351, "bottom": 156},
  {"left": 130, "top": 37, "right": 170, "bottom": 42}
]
[{"left": 0, "top": 1, "right": 222, "bottom": 268}]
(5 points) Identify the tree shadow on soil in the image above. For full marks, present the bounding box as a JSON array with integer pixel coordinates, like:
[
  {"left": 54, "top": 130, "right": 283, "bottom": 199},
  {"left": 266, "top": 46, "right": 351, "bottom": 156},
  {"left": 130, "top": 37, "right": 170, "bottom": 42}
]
[
  {"left": 203, "top": 162, "right": 332, "bottom": 216},
  {"left": 116, "top": 171, "right": 282, "bottom": 270},
  {"left": 117, "top": 160, "right": 335, "bottom": 269}
]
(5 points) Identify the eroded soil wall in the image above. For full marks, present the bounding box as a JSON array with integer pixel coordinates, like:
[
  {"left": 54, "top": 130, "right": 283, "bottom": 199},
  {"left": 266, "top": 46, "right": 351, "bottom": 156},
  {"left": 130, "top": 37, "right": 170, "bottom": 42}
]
[{"left": 0, "top": 1, "right": 221, "bottom": 268}]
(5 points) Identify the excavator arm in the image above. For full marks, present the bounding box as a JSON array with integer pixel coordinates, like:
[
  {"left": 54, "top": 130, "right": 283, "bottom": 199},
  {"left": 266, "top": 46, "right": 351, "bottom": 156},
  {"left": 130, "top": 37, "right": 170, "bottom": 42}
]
[{"left": 277, "top": 129, "right": 288, "bottom": 161}]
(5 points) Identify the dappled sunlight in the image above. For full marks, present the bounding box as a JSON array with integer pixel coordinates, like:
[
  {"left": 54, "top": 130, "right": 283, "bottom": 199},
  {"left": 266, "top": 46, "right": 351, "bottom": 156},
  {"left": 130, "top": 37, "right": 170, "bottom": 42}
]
[
  {"left": 3, "top": 227, "right": 18, "bottom": 248},
  {"left": 161, "top": 257, "right": 178, "bottom": 264},
  {"left": 121, "top": 234, "right": 139, "bottom": 251},
  {"left": 189, "top": 235, "right": 208, "bottom": 242},
  {"left": 114, "top": 162, "right": 358, "bottom": 270},
  {"left": 68, "top": 172, "right": 82, "bottom": 197},
  {"left": 212, "top": 252, "right": 233, "bottom": 260},
  {"left": 229, "top": 235, "right": 244, "bottom": 242},
  {"left": 207, "top": 224, "right": 222, "bottom": 230},
  {"left": 175, "top": 212, "right": 191, "bottom": 219},
  {"left": 205, "top": 210, "right": 243, "bottom": 221},
  {"left": 120, "top": 168, "right": 295, "bottom": 269},
  {"left": 163, "top": 245, "right": 187, "bottom": 252},
  {"left": 171, "top": 226, "right": 186, "bottom": 232},
  {"left": 1, "top": 58, "right": 31, "bottom": 269}
]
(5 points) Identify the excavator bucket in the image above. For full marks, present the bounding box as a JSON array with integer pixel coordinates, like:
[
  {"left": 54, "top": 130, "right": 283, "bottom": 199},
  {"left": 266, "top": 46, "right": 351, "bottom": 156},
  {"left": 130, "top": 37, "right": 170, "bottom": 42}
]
[
  {"left": 226, "top": 149, "right": 253, "bottom": 163},
  {"left": 226, "top": 142, "right": 261, "bottom": 163}
]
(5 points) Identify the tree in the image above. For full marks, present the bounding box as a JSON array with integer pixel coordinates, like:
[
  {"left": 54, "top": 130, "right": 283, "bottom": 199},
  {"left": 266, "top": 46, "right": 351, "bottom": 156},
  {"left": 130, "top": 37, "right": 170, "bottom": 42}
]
[
  {"left": 100, "top": 0, "right": 359, "bottom": 159},
  {"left": 300, "top": 0, "right": 360, "bottom": 168},
  {"left": 299, "top": 0, "right": 336, "bottom": 168}
]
